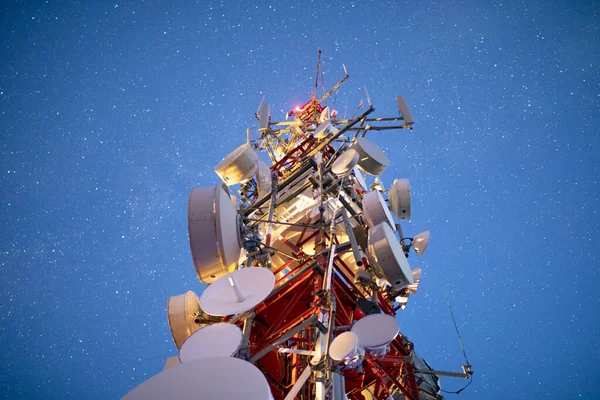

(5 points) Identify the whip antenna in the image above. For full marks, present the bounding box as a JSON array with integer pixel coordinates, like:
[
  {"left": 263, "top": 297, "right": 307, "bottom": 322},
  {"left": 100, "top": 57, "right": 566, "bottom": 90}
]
[{"left": 442, "top": 289, "right": 473, "bottom": 394}]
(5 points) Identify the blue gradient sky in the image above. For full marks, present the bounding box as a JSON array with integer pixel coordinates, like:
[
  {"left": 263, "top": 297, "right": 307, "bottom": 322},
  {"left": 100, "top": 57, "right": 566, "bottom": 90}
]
[{"left": 1, "top": 1, "right": 598, "bottom": 399}]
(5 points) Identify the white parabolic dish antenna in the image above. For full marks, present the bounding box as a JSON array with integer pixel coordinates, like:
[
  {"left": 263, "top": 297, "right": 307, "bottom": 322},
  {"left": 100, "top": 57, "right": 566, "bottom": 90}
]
[
  {"left": 331, "top": 148, "right": 359, "bottom": 176},
  {"left": 351, "top": 313, "right": 399, "bottom": 351},
  {"left": 314, "top": 120, "right": 332, "bottom": 139},
  {"left": 329, "top": 331, "right": 364, "bottom": 367},
  {"left": 412, "top": 230, "right": 430, "bottom": 256},
  {"left": 215, "top": 142, "right": 259, "bottom": 185},
  {"left": 167, "top": 291, "right": 202, "bottom": 350},
  {"left": 122, "top": 356, "right": 273, "bottom": 400},
  {"left": 362, "top": 190, "right": 396, "bottom": 231},
  {"left": 350, "top": 137, "right": 390, "bottom": 176},
  {"left": 200, "top": 267, "right": 275, "bottom": 316},
  {"left": 256, "top": 161, "right": 272, "bottom": 197},
  {"left": 179, "top": 322, "right": 242, "bottom": 363},
  {"left": 368, "top": 222, "right": 414, "bottom": 289},
  {"left": 389, "top": 178, "right": 411, "bottom": 220},
  {"left": 188, "top": 185, "right": 242, "bottom": 284}
]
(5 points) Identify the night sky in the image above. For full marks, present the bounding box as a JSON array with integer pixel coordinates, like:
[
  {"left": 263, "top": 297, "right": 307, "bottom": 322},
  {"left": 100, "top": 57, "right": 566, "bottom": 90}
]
[{"left": 1, "top": 1, "right": 599, "bottom": 399}]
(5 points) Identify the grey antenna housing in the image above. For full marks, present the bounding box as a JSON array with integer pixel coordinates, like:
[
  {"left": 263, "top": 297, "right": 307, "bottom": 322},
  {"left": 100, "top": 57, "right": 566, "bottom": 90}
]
[
  {"left": 362, "top": 190, "right": 396, "bottom": 231},
  {"left": 389, "top": 179, "right": 411, "bottom": 220},
  {"left": 368, "top": 222, "right": 414, "bottom": 290},
  {"left": 167, "top": 291, "right": 203, "bottom": 349},
  {"left": 215, "top": 143, "right": 259, "bottom": 185},
  {"left": 188, "top": 186, "right": 242, "bottom": 284}
]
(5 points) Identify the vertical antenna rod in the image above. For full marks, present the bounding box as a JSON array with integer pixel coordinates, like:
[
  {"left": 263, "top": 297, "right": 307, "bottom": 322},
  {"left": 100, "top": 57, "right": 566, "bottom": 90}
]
[{"left": 444, "top": 289, "right": 471, "bottom": 368}]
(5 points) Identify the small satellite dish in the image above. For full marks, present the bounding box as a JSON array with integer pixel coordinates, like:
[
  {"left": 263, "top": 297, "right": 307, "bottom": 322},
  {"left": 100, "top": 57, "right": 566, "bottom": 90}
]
[
  {"left": 362, "top": 191, "right": 396, "bottom": 231},
  {"left": 389, "top": 179, "right": 411, "bottom": 220},
  {"left": 179, "top": 323, "right": 242, "bottom": 363},
  {"left": 351, "top": 313, "right": 399, "bottom": 353},
  {"left": 200, "top": 267, "right": 275, "bottom": 316},
  {"left": 412, "top": 231, "right": 430, "bottom": 256},
  {"left": 255, "top": 161, "right": 272, "bottom": 198},
  {"left": 167, "top": 291, "right": 202, "bottom": 349},
  {"left": 350, "top": 137, "right": 390, "bottom": 176},
  {"left": 368, "top": 222, "right": 414, "bottom": 290},
  {"left": 188, "top": 186, "right": 242, "bottom": 284},
  {"left": 314, "top": 120, "right": 332, "bottom": 139},
  {"left": 407, "top": 267, "right": 421, "bottom": 295},
  {"left": 123, "top": 356, "right": 274, "bottom": 400},
  {"left": 352, "top": 166, "right": 368, "bottom": 191},
  {"left": 318, "top": 106, "right": 330, "bottom": 123},
  {"left": 329, "top": 331, "right": 364, "bottom": 367},
  {"left": 215, "top": 143, "right": 259, "bottom": 185},
  {"left": 331, "top": 149, "right": 359, "bottom": 176}
]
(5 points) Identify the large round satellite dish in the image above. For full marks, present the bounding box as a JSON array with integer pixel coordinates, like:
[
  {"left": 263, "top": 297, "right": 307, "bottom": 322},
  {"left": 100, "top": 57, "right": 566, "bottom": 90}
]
[
  {"left": 167, "top": 291, "right": 202, "bottom": 349},
  {"left": 368, "top": 222, "right": 414, "bottom": 290},
  {"left": 389, "top": 179, "right": 411, "bottom": 220},
  {"left": 331, "top": 149, "right": 359, "bottom": 176},
  {"left": 351, "top": 314, "right": 399, "bottom": 351},
  {"left": 215, "top": 143, "right": 259, "bottom": 185},
  {"left": 188, "top": 185, "right": 242, "bottom": 284},
  {"left": 179, "top": 323, "right": 242, "bottom": 363},
  {"left": 200, "top": 267, "right": 275, "bottom": 316},
  {"left": 362, "top": 190, "right": 396, "bottom": 231},
  {"left": 314, "top": 120, "right": 332, "bottom": 139},
  {"left": 123, "top": 356, "right": 273, "bottom": 400},
  {"left": 350, "top": 137, "right": 390, "bottom": 176}
]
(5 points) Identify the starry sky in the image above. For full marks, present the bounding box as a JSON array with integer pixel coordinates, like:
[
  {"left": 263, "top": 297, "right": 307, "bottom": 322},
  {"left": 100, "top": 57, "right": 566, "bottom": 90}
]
[{"left": 1, "top": 1, "right": 599, "bottom": 399}]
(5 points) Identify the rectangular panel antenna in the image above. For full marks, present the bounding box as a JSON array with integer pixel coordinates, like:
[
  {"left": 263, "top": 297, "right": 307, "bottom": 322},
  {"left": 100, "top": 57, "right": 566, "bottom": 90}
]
[
  {"left": 396, "top": 96, "right": 414, "bottom": 125},
  {"left": 364, "top": 85, "right": 372, "bottom": 106},
  {"left": 259, "top": 104, "right": 270, "bottom": 132}
]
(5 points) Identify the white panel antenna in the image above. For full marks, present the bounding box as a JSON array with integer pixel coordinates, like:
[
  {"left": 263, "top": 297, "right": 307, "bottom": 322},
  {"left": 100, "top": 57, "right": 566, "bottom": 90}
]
[
  {"left": 396, "top": 96, "right": 414, "bottom": 125},
  {"left": 259, "top": 103, "right": 270, "bottom": 132}
]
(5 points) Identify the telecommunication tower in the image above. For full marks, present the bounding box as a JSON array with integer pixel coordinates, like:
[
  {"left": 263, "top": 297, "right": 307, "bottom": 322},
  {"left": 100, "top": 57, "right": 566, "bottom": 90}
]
[{"left": 124, "top": 56, "right": 471, "bottom": 400}]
